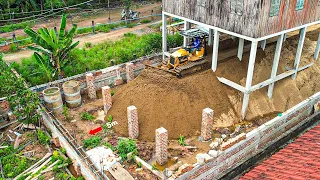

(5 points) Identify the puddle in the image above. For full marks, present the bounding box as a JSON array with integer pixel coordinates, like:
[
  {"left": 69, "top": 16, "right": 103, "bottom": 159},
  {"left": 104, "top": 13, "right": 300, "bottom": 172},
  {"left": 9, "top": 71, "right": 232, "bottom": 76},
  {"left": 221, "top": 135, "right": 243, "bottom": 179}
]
[{"left": 148, "top": 158, "right": 176, "bottom": 172}]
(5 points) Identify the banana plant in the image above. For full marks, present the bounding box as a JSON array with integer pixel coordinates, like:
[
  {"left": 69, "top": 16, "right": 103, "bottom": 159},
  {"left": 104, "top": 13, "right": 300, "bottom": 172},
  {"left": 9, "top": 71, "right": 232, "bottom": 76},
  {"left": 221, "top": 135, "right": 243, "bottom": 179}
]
[{"left": 24, "top": 14, "right": 79, "bottom": 79}]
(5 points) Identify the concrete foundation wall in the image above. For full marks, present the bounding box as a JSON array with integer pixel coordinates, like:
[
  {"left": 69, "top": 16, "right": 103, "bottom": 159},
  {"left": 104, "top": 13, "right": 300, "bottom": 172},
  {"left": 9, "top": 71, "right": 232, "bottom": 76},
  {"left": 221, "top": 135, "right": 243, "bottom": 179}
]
[{"left": 177, "top": 91, "right": 320, "bottom": 180}]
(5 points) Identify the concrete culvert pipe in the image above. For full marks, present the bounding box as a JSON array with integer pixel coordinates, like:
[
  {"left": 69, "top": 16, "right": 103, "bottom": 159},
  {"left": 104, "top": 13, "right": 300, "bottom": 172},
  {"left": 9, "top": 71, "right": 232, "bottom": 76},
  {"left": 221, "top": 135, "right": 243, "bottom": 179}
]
[
  {"left": 43, "top": 87, "right": 63, "bottom": 115},
  {"left": 62, "top": 80, "right": 82, "bottom": 108}
]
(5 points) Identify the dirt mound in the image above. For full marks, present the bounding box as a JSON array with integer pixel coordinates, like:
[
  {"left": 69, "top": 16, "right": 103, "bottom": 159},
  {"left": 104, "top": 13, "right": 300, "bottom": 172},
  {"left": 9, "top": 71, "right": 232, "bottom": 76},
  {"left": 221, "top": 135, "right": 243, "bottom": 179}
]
[
  {"left": 108, "top": 33, "right": 320, "bottom": 141},
  {"left": 108, "top": 68, "right": 239, "bottom": 140}
]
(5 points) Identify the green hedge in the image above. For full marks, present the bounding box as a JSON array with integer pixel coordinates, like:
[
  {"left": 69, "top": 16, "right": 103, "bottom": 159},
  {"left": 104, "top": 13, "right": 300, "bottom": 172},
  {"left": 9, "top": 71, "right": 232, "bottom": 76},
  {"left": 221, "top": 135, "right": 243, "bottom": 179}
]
[{"left": 13, "top": 32, "right": 183, "bottom": 86}]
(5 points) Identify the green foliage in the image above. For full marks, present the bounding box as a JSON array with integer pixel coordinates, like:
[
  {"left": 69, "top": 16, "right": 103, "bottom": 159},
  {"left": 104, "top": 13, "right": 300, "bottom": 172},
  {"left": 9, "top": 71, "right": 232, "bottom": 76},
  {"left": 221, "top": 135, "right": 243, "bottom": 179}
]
[
  {"left": 141, "top": 19, "right": 151, "bottom": 24},
  {"left": 137, "top": 162, "right": 142, "bottom": 168},
  {"left": 24, "top": 14, "right": 79, "bottom": 78},
  {"left": 0, "top": 22, "right": 34, "bottom": 33},
  {"left": 37, "top": 129, "right": 50, "bottom": 145},
  {"left": 62, "top": 105, "right": 71, "bottom": 121},
  {"left": 111, "top": 90, "right": 115, "bottom": 96},
  {"left": 178, "top": 134, "right": 187, "bottom": 146},
  {"left": 0, "top": 146, "right": 35, "bottom": 179},
  {"left": 84, "top": 42, "right": 92, "bottom": 48},
  {"left": 83, "top": 136, "right": 101, "bottom": 149},
  {"left": 126, "top": 23, "right": 136, "bottom": 28},
  {"left": 107, "top": 115, "right": 113, "bottom": 123},
  {"left": 0, "top": 56, "right": 40, "bottom": 124},
  {"left": 10, "top": 43, "right": 18, "bottom": 52},
  {"left": 152, "top": 164, "right": 158, "bottom": 171},
  {"left": 80, "top": 112, "right": 94, "bottom": 121},
  {"left": 15, "top": 32, "right": 183, "bottom": 86},
  {"left": 116, "top": 138, "right": 138, "bottom": 160},
  {"left": 104, "top": 142, "right": 115, "bottom": 151},
  {"left": 60, "top": 147, "right": 66, "bottom": 155}
]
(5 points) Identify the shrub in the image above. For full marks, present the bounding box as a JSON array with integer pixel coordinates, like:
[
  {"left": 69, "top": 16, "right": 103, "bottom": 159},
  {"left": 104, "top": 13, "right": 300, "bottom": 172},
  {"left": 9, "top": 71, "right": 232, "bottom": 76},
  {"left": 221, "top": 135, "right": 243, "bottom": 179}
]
[
  {"left": 126, "top": 23, "right": 136, "bottom": 28},
  {"left": 141, "top": 19, "right": 151, "bottom": 24},
  {"left": 84, "top": 42, "right": 92, "bottom": 48},
  {"left": 83, "top": 136, "right": 101, "bottom": 149},
  {"left": 116, "top": 138, "right": 138, "bottom": 160},
  {"left": 37, "top": 129, "right": 50, "bottom": 145},
  {"left": 178, "top": 134, "right": 187, "bottom": 146},
  {"left": 80, "top": 112, "right": 94, "bottom": 121},
  {"left": 107, "top": 115, "right": 113, "bottom": 123},
  {"left": 10, "top": 43, "right": 18, "bottom": 52}
]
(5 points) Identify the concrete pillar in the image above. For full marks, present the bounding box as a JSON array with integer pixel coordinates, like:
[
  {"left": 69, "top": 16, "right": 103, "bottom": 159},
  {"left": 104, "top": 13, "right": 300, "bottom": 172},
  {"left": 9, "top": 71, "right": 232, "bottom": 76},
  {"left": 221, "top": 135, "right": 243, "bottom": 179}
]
[
  {"left": 127, "top": 105, "right": 139, "bottom": 139},
  {"left": 238, "top": 38, "right": 244, "bottom": 61},
  {"left": 183, "top": 21, "right": 191, "bottom": 47},
  {"left": 241, "top": 41, "right": 258, "bottom": 119},
  {"left": 85, "top": 73, "right": 96, "bottom": 99},
  {"left": 155, "top": 127, "right": 168, "bottom": 165},
  {"left": 314, "top": 32, "right": 320, "bottom": 60},
  {"left": 126, "top": 63, "right": 135, "bottom": 82},
  {"left": 212, "top": 30, "right": 220, "bottom": 72},
  {"left": 268, "top": 34, "right": 284, "bottom": 99},
  {"left": 162, "top": 14, "right": 167, "bottom": 60},
  {"left": 200, "top": 108, "right": 214, "bottom": 141},
  {"left": 261, "top": 39, "right": 267, "bottom": 50},
  {"left": 293, "top": 27, "right": 307, "bottom": 80},
  {"left": 208, "top": 29, "right": 214, "bottom": 46},
  {"left": 102, "top": 86, "right": 112, "bottom": 115}
]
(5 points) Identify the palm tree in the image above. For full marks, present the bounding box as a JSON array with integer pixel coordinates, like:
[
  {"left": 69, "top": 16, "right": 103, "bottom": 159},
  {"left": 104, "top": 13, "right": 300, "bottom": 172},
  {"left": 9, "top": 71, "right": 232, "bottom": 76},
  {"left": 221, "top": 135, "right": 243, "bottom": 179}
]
[{"left": 24, "top": 14, "right": 79, "bottom": 79}]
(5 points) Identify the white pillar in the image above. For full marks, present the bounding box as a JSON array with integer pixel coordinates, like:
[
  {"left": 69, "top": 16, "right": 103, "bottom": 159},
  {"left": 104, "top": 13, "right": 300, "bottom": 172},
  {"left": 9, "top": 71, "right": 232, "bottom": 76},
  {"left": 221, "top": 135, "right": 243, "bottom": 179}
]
[
  {"left": 162, "top": 14, "right": 167, "bottom": 60},
  {"left": 241, "top": 41, "right": 258, "bottom": 119},
  {"left": 314, "top": 32, "right": 320, "bottom": 60},
  {"left": 208, "top": 29, "right": 214, "bottom": 46},
  {"left": 183, "top": 21, "right": 190, "bottom": 47},
  {"left": 237, "top": 38, "right": 244, "bottom": 61},
  {"left": 211, "top": 30, "right": 220, "bottom": 72},
  {"left": 292, "top": 27, "right": 307, "bottom": 80},
  {"left": 268, "top": 34, "right": 284, "bottom": 99},
  {"left": 261, "top": 39, "right": 266, "bottom": 50}
]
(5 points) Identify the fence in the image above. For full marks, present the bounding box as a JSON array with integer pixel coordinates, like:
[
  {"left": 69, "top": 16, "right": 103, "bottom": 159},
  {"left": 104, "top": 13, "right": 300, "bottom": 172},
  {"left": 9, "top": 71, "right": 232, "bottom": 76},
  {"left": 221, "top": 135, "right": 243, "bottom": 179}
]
[{"left": 0, "top": 13, "right": 162, "bottom": 48}]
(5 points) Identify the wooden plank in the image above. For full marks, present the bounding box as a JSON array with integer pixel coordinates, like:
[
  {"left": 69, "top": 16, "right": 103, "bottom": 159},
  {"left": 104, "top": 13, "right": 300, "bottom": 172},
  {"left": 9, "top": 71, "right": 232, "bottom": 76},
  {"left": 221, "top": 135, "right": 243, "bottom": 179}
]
[
  {"left": 292, "top": 27, "right": 307, "bottom": 79},
  {"left": 108, "top": 162, "right": 134, "bottom": 180},
  {"left": 315, "top": 32, "right": 320, "bottom": 60},
  {"left": 162, "top": 14, "right": 167, "bottom": 60},
  {"left": 217, "top": 77, "right": 246, "bottom": 93},
  {"left": 237, "top": 38, "right": 244, "bottom": 61},
  {"left": 212, "top": 30, "right": 220, "bottom": 72}
]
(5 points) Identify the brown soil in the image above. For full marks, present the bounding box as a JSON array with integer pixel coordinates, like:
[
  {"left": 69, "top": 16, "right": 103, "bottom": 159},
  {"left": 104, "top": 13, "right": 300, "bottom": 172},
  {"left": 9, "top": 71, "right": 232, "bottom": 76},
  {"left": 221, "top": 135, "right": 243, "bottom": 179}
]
[
  {"left": 109, "top": 68, "right": 238, "bottom": 140},
  {"left": 108, "top": 30, "right": 320, "bottom": 141}
]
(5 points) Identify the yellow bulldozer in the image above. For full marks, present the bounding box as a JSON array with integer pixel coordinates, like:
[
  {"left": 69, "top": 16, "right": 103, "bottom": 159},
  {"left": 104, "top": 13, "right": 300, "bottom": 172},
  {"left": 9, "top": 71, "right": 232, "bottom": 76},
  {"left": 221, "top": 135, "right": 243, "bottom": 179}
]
[{"left": 148, "top": 29, "right": 209, "bottom": 77}]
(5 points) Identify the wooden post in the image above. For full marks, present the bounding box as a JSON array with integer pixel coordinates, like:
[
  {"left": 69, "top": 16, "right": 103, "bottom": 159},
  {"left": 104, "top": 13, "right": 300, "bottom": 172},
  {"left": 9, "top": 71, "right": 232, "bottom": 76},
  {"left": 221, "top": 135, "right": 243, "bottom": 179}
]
[
  {"left": 162, "top": 14, "right": 167, "bottom": 60},
  {"left": 183, "top": 21, "right": 191, "bottom": 47},
  {"left": 237, "top": 38, "right": 244, "bottom": 61},
  {"left": 241, "top": 41, "right": 258, "bottom": 119},
  {"left": 261, "top": 39, "right": 266, "bottom": 50},
  {"left": 314, "top": 32, "right": 320, "bottom": 60},
  {"left": 292, "top": 27, "right": 307, "bottom": 80},
  {"left": 268, "top": 34, "right": 284, "bottom": 99},
  {"left": 211, "top": 30, "right": 220, "bottom": 72},
  {"left": 92, "top": 21, "right": 95, "bottom": 34},
  {"left": 208, "top": 29, "right": 214, "bottom": 46}
]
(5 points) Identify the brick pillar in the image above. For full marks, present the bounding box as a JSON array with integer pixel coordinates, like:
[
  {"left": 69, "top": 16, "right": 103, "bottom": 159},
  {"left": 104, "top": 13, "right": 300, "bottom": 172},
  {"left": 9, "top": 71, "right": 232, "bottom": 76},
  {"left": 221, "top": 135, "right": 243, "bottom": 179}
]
[
  {"left": 102, "top": 86, "right": 112, "bottom": 115},
  {"left": 156, "top": 127, "right": 168, "bottom": 165},
  {"left": 201, "top": 108, "right": 214, "bottom": 141},
  {"left": 126, "top": 63, "right": 135, "bottom": 82},
  {"left": 114, "top": 67, "right": 123, "bottom": 86},
  {"left": 127, "top": 105, "right": 139, "bottom": 139},
  {"left": 86, "top": 73, "right": 96, "bottom": 99}
]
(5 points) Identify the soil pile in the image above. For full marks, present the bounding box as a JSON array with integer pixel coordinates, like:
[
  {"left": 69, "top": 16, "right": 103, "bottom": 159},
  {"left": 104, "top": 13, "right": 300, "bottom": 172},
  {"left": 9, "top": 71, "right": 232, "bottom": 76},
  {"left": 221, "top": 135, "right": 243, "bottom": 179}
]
[
  {"left": 109, "top": 32, "right": 320, "bottom": 141},
  {"left": 108, "top": 69, "right": 239, "bottom": 140}
]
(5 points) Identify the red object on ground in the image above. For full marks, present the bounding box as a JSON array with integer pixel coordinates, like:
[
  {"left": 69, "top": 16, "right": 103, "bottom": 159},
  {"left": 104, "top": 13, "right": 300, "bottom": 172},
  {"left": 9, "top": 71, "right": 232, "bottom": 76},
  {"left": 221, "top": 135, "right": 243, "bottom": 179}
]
[
  {"left": 89, "top": 126, "right": 102, "bottom": 135},
  {"left": 241, "top": 123, "right": 320, "bottom": 180}
]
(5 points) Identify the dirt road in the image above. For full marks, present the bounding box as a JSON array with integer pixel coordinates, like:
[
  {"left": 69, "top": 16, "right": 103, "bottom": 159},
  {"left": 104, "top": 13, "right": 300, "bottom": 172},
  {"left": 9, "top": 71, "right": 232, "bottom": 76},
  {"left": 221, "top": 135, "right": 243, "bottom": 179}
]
[
  {"left": 1, "top": 2, "right": 161, "bottom": 39},
  {"left": 3, "top": 21, "right": 159, "bottom": 63}
]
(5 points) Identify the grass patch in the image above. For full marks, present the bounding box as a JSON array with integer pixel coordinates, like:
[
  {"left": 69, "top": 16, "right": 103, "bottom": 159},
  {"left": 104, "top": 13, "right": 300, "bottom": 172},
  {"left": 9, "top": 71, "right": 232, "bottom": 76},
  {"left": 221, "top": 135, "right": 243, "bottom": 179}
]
[{"left": 83, "top": 136, "right": 102, "bottom": 149}]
